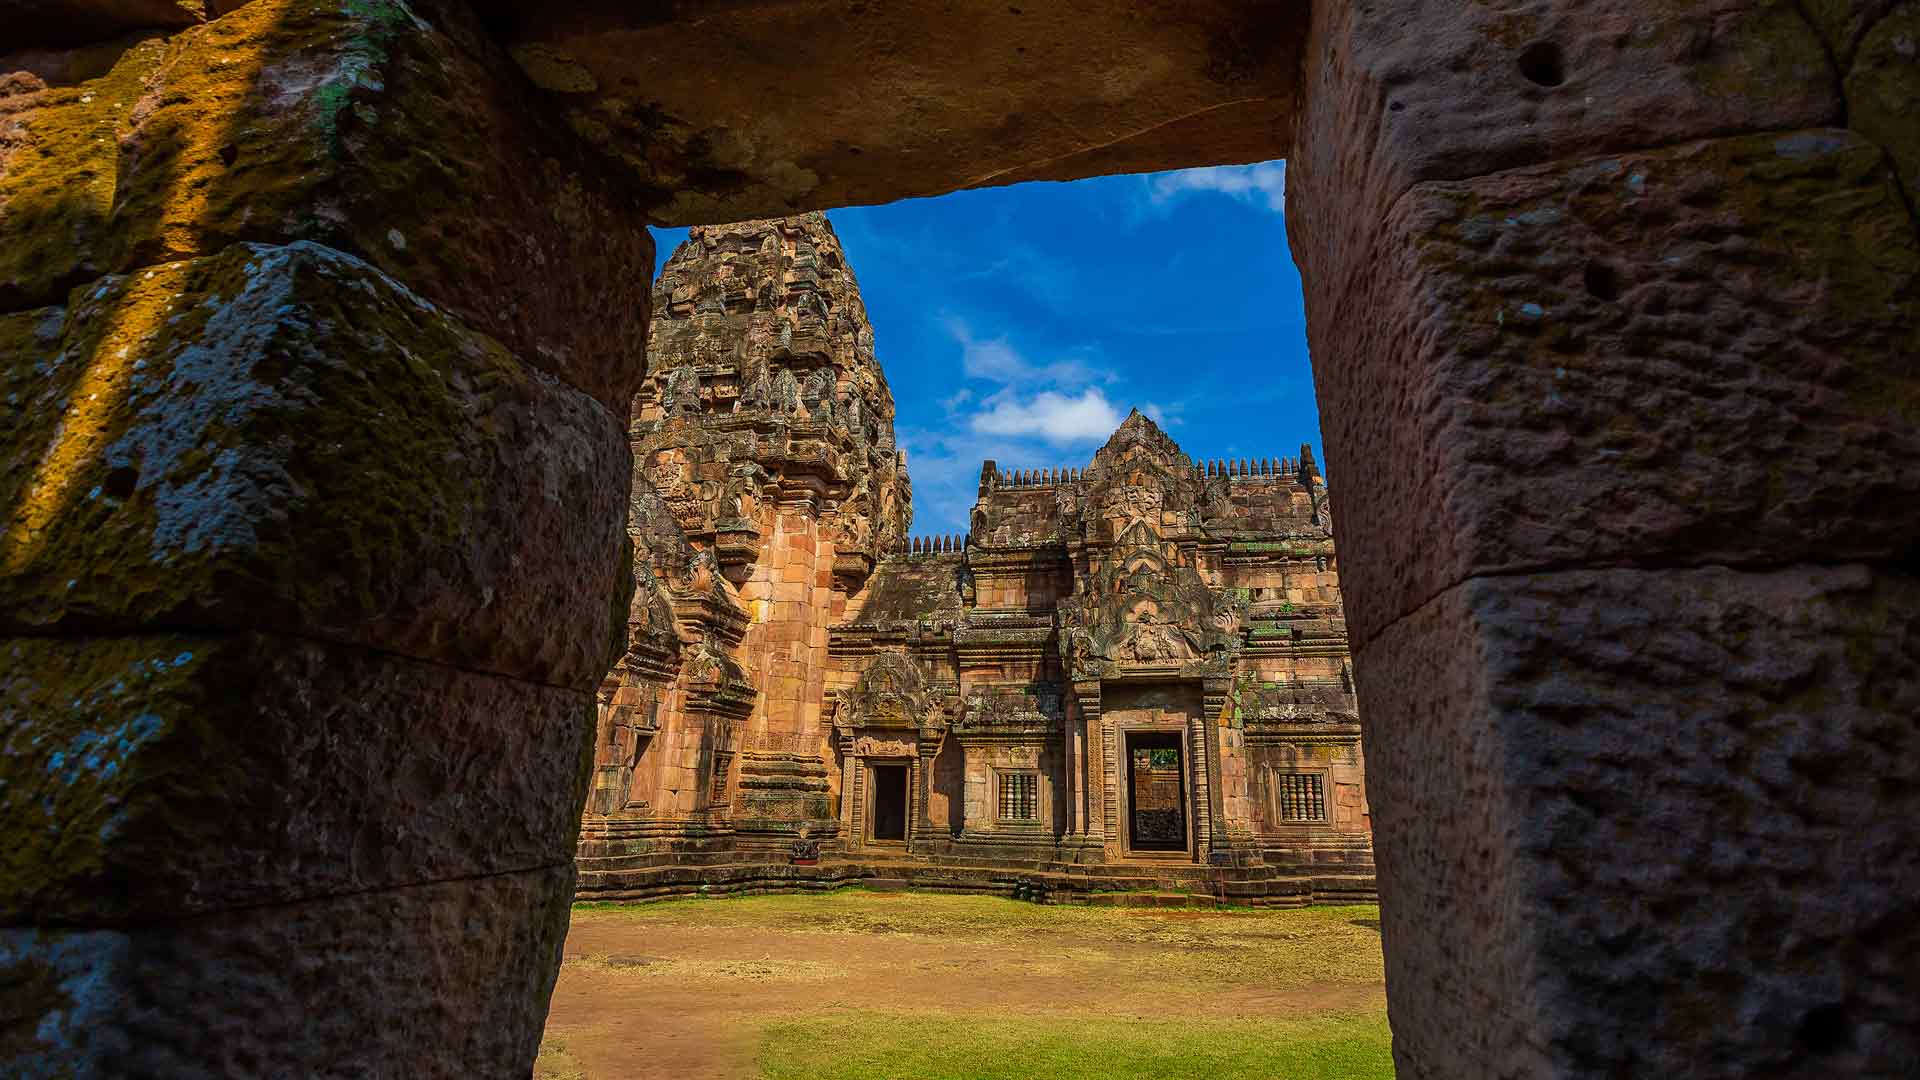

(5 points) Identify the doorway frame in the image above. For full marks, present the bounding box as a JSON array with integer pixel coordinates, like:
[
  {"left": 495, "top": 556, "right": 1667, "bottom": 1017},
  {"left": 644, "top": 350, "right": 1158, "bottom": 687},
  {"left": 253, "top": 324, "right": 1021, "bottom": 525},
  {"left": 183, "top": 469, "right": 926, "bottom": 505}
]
[
  {"left": 862, "top": 757, "right": 914, "bottom": 847},
  {"left": 1117, "top": 727, "right": 1195, "bottom": 861}
]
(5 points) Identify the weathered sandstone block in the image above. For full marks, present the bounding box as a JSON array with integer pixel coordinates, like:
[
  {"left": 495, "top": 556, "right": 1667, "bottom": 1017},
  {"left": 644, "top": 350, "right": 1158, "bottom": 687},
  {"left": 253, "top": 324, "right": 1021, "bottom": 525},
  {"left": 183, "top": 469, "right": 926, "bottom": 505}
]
[
  {"left": 1307, "top": 129, "right": 1919, "bottom": 646},
  {"left": 1289, "top": 0, "right": 1842, "bottom": 309},
  {"left": 1359, "top": 563, "right": 1920, "bottom": 1078},
  {"left": 0, "top": 632, "right": 592, "bottom": 923},
  {"left": 479, "top": 0, "right": 1303, "bottom": 223},
  {"left": 1801, "top": 0, "right": 1902, "bottom": 66},
  {"left": 0, "top": 0, "right": 651, "bottom": 407},
  {"left": 0, "top": 241, "right": 630, "bottom": 688},
  {"left": 1847, "top": 4, "right": 1920, "bottom": 214},
  {"left": 1, "top": 865, "right": 572, "bottom": 1077},
  {"left": 1, "top": 0, "right": 209, "bottom": 49}
]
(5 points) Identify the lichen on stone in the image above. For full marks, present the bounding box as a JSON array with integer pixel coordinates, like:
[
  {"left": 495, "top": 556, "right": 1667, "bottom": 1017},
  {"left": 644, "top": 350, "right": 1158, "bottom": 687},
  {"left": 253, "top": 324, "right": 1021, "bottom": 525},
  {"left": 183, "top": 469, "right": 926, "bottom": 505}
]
[
  {"left": 0, "top": 635, "right": 236, "bottom": 921},
  {"left": 1, "top": 239, "right": 630, "bottom": 689}
]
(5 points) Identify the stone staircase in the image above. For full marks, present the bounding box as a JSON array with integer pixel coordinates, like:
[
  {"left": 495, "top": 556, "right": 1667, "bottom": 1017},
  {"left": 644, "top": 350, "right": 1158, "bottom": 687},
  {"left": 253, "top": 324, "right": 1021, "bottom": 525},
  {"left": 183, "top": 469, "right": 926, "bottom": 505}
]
[{"left": 573, "top": 847, "right": 1376, "bottom": 905}]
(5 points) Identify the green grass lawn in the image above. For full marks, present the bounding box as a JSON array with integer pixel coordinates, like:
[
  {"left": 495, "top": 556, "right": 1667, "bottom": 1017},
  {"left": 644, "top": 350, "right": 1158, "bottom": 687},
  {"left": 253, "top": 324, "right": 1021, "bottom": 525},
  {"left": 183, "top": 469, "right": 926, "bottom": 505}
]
[{"left": 759, "top": 1011, "right": 1394, "bottom": 1080}]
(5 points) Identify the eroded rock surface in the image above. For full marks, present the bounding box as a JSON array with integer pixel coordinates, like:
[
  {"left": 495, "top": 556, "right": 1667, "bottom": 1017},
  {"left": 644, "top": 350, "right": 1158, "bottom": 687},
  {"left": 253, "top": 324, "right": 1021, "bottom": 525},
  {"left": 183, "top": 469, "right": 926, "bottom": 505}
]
[
  {"left": 1363, "top": 564, "right": 1920, "bottom": 1077},
  {"left": 4, "top": 865, "right": 573, "bottom": 1077},
  {"left": 0, "top": 241, "right": 631, "bottom": 688},
  {"left": 474, "top": 0, "right": 1304, "bottom": 224},
  {"left": 1, "top": 632, "right": 592, "bottom": 923},
  {"left": 1, "top": 4, "right": 651, "bottom": 1075},
  {"left": 1309, "top": 128, "right": 1920, "bottom": 647},
  {"left": 0, "top": 0, "right": 653, "bottom": 408},
  {"left": 1292, "top": 3, "right": 1920, "bottom": 1076}
]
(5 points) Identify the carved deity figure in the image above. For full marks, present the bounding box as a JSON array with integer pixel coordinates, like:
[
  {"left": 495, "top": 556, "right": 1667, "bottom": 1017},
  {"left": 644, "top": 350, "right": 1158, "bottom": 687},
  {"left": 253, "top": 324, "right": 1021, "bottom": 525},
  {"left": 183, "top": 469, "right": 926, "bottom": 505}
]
[{"left": 1123, "top": 609, "right": 1188, "bottom": 662}]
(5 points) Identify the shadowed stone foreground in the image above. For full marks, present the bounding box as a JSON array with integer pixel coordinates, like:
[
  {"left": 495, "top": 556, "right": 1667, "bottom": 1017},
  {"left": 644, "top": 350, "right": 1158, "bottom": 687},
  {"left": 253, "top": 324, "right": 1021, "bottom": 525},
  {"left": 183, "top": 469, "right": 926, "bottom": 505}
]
[{"left": 2, "top": 0, "right": 1915, "bottom": 1075}]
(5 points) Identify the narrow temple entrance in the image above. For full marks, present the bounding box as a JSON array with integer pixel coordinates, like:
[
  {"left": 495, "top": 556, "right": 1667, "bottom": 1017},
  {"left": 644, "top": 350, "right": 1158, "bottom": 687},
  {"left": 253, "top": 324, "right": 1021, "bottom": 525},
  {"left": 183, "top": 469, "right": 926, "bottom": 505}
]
[
  {"left": 1125, "top": 732, "right": 1188, "bottom": 853},
  {"left": 869, "top": 763, "right": 910, "bottom": 843}
]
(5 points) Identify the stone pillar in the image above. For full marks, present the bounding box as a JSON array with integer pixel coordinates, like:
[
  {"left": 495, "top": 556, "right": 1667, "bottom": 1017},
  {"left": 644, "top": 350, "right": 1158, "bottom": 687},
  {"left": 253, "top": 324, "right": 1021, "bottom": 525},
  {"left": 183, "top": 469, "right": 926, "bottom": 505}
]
[
  {"left": 1071, "top": 680, "right": 1108, "bottom": 856},
  {"left": 1200, "top": 675, "right": 1259, "bottom": 867},
  {"left": 1058, "top": 685, "right": 1079, "bottom": 841},
  {"left": 733, "top": 482, "right": 840, "bottom": 848},
  {"left": 1, "top": 2, "right": 651, "bottom": 1073},
  {"left": 837, "top": 731, "right": 861, "bottom": 849},
  {"left": 1290, "top": 4, "right": 1920, "bottom": 1076},
  {"left": 1183, "top": 707, "right": 1213, "bottom": 862},
  {"left": 912, "top": 743, "right": 938, "bottom": 848}
]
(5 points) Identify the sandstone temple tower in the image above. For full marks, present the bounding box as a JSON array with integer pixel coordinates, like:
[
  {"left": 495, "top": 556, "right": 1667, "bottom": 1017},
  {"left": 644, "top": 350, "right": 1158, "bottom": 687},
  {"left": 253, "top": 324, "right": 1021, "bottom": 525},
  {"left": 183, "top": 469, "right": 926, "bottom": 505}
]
[
  {"left": 581, "top": 214, "right": 1371, "bottom": 902},
  {"left": 588, "top": 212, "right": 910, "bottom": 858}
]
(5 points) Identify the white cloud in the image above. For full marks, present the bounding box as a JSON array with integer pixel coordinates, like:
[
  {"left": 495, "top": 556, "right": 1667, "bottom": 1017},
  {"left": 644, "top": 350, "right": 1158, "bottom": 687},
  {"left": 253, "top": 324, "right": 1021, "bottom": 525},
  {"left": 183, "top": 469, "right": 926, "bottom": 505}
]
[
  {"left": 970, "top": 387, "right": 1124, "bottom": 446},
  {"left": 904, "top": 319, "right": 1143, "bottom": 532},
  {"left": 944, "top": 317, "right": 1106, "bottom": 388},
  {"left": 1145, "top": 160, "right": 1287, "bottom": 214},
  {"left": 1141, "top": 401, "right": 1183, "bottom": 427}
]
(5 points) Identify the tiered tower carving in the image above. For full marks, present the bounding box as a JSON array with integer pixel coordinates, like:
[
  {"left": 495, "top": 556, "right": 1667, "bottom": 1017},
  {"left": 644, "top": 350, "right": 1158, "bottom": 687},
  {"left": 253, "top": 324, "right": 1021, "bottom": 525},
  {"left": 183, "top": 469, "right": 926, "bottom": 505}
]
[
  {"left": 581, "top": 216, "right": 1370, "bottom": 902},
  {"left": 589, "top": 213, "right": 910, "bottom": 857}
]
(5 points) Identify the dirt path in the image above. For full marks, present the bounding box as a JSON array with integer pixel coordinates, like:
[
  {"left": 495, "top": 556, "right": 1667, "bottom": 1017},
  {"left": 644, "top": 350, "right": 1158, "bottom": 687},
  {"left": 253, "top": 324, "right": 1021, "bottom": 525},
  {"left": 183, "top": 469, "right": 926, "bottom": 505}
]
[{"left": 538, "top": 893, "right": 1387, "bottom": 1080}]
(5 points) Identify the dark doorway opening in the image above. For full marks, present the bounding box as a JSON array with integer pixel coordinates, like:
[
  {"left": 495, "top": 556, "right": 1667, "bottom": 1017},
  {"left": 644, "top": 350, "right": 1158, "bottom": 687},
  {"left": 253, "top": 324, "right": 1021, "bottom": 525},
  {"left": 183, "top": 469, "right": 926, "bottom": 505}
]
[
  {"left": 1126, "top": 732, "right": 1187, "bottom": 853},
  {"left": 870, "top": 763, "right": 909, "bottom": 842}
]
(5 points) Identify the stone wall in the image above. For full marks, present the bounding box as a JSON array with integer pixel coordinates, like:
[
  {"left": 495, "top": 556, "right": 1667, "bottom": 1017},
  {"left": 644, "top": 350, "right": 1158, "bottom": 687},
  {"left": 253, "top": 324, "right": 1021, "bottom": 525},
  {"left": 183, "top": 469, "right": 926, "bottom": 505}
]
[
  {"left": 8, "top": 1, "right": 1915, "bottom": 1075},
  {"left": 1290, "top": 3, "right": 1920, "bottom": 1075},
  {"left": 2, "top": 1, "right": 653, "bottom": 1072}
]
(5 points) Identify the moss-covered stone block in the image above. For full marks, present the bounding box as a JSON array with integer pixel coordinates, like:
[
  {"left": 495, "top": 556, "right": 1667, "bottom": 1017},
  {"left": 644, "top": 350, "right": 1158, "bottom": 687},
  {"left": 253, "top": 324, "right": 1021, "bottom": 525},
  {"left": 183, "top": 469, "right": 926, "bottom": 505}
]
[
  {"left": 0, "top": 0, "right": 652, "bottom": 407},
  {"left": 0, "top": 632, "right": 593, "bottom": 923},
  {"left": 1360, "top": 563, "right": 1920, "bottom": 1076},
  {"left": 0, "top": 241, "right": 629, "bottom": 689},
  {"left": 1799, "top": 0, "right": 1900, "bottom": 68},
  {"left": 1848, "top": 5, "right": 1920, "bottom": 216},
  {"left": 1290, "top": 0, "right": 1843, "bottom": 314},
  {"left": 1, "top": 865, "right": 571, "bottom": 1076},
  {"left": 1310, "top": 129, "right": 1920, "bottom": 646}
]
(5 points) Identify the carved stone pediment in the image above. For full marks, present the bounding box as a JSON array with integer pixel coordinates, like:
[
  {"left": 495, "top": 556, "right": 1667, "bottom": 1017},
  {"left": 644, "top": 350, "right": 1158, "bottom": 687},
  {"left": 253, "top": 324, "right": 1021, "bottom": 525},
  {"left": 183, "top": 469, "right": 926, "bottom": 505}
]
[
  {"left": 684, "top": 640, "right": 754, "bottom": 720},
  {"left": 836, "top": 651, "right": 946, "bottom": 735},
  {"left": 1088, "top": 410, "right": 1190, "bottom": 474},
  {"left": 1116, "top": 608, "right": 1193, "bottom": 663},
  {"left": 1059, "top": 528, "right": 1238, "bottom": 681}
]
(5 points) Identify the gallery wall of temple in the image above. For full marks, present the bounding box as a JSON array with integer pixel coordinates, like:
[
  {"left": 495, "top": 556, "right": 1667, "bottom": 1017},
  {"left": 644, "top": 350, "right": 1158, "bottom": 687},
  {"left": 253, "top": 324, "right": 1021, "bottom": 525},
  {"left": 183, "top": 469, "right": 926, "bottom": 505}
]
[{"left": 580, "top": 212, "right": 1370, "bottom": 890}]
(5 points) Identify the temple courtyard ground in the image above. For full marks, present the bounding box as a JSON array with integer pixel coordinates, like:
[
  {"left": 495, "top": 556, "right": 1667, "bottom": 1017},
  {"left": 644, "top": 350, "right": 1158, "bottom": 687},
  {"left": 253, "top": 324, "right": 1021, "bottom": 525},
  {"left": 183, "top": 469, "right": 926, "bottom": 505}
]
[{"left": 535, "top": 890, "right": 1393, "bottom": 1079}]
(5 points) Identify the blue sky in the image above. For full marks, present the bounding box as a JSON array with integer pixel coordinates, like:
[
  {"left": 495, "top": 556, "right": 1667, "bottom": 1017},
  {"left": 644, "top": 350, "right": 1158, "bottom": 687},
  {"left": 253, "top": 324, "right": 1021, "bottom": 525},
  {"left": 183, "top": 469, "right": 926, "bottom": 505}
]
[{"left": 650, "top": 160, "right": 1320, "bottom": 536}]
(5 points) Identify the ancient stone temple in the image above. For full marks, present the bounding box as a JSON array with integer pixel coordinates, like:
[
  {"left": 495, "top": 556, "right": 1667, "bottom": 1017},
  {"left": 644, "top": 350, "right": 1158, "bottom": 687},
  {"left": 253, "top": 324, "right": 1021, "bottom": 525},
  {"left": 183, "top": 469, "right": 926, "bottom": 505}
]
[
  {"left": 583, "top": 211, "right": 910, "bottom": 863},
  {"left": 578, "top": 213, "right": 1371, "bottom": 904},
  {"left": 12, "top": 3, "right": 1914, "bottom": 1074}
]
